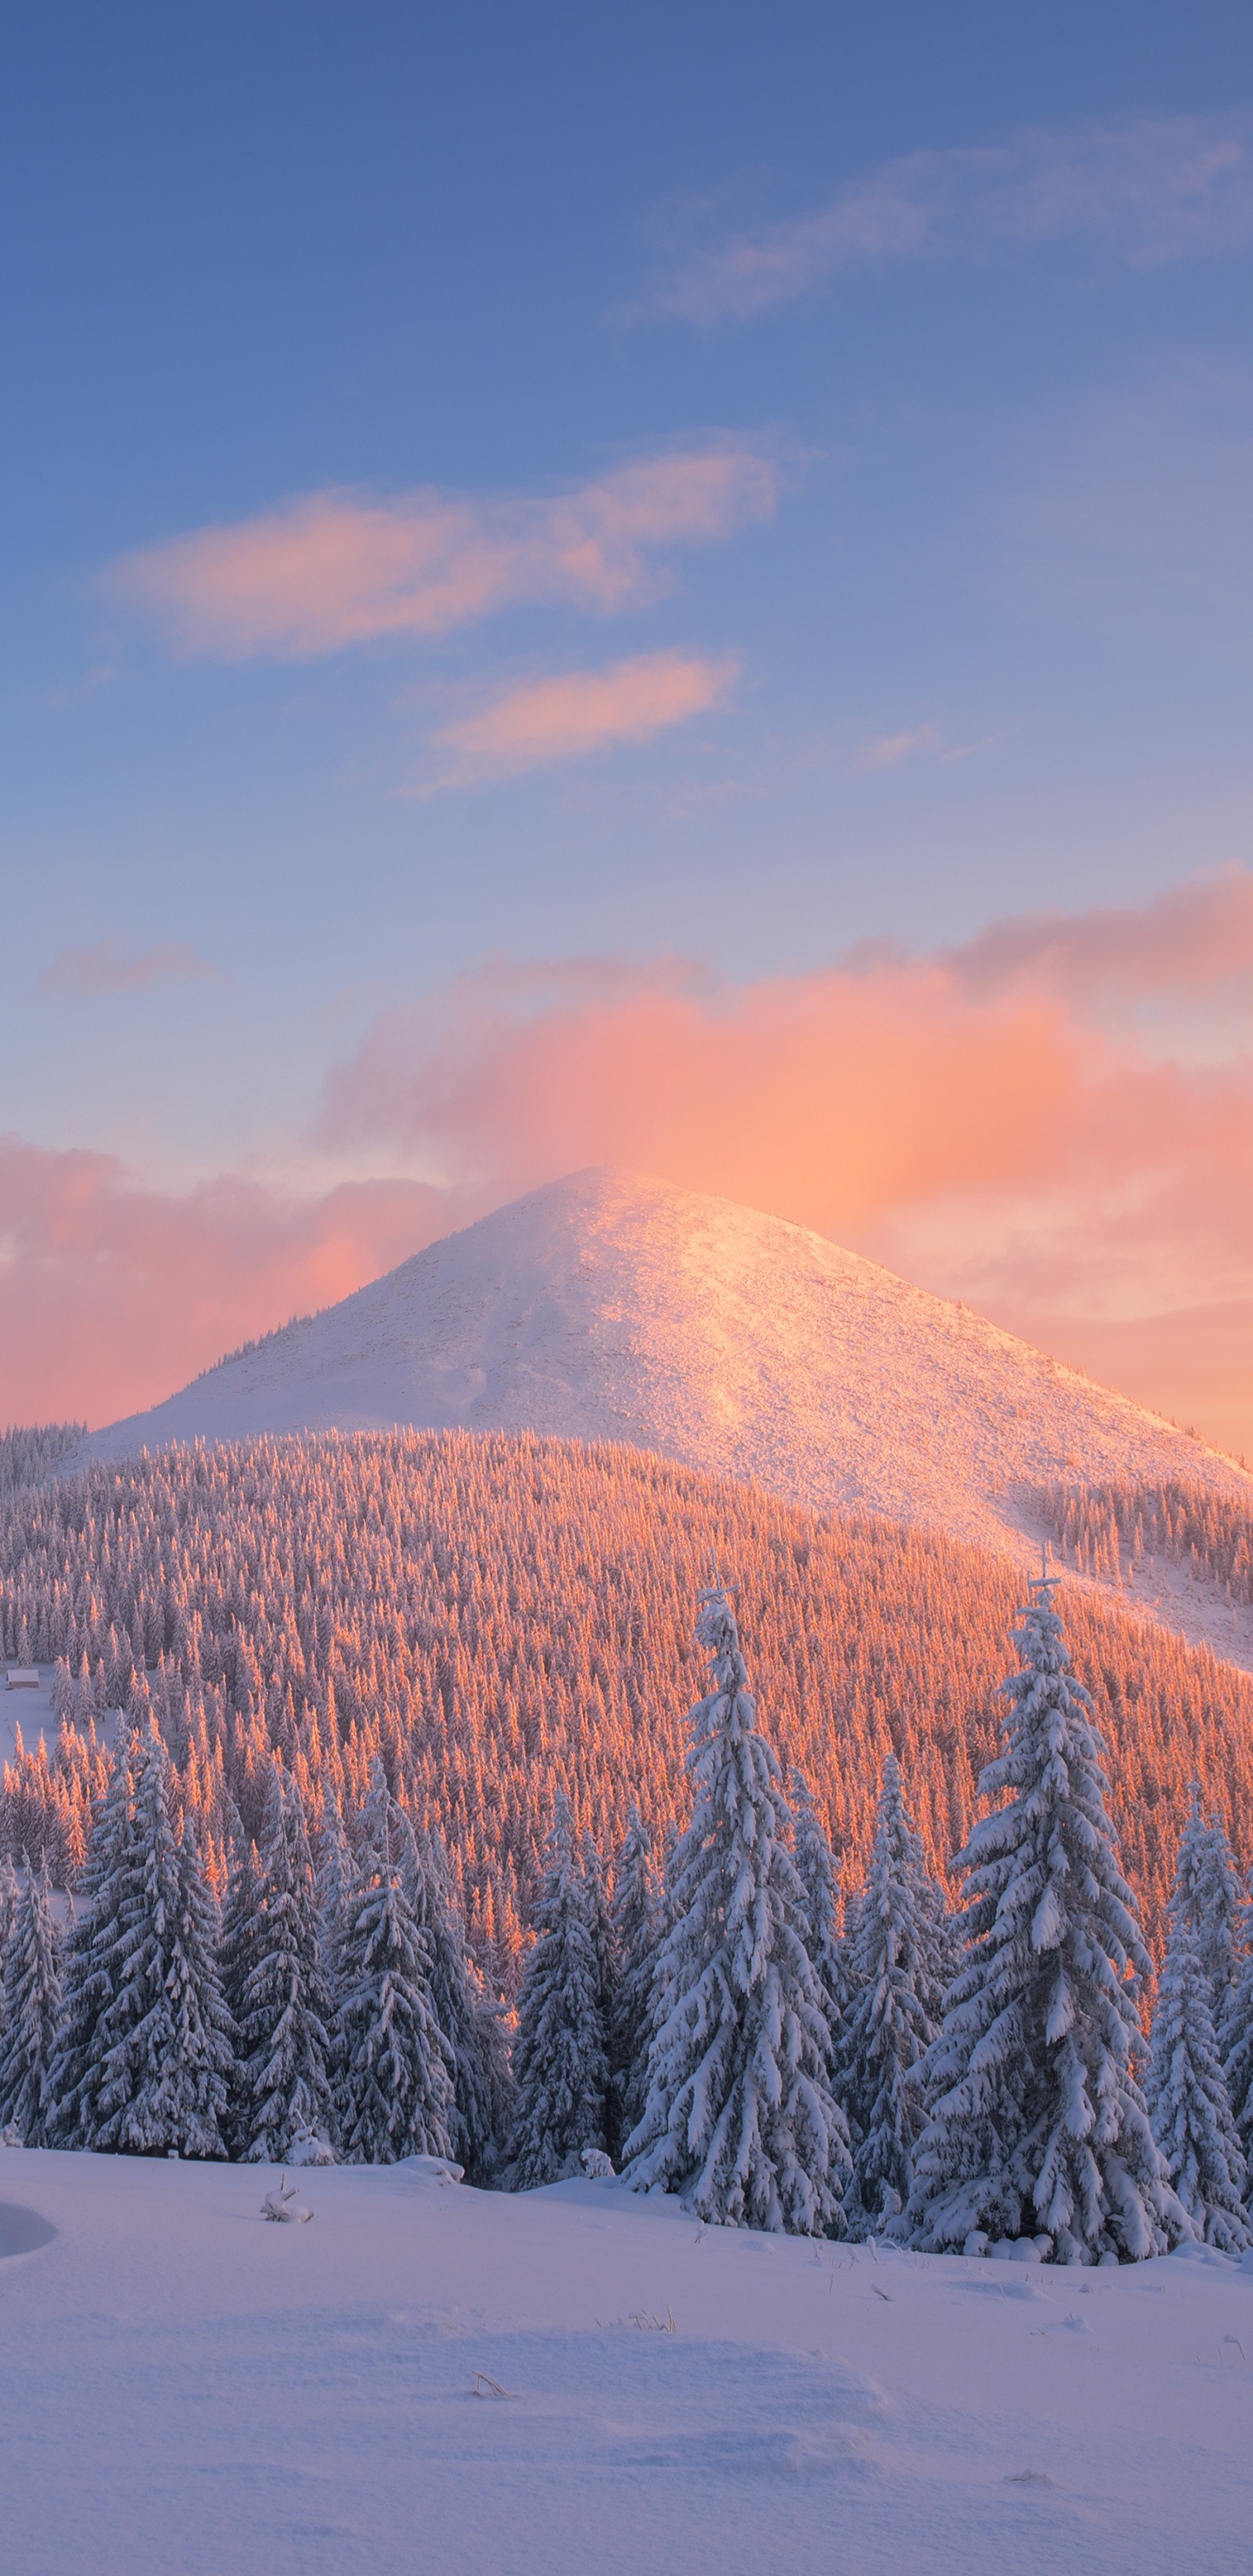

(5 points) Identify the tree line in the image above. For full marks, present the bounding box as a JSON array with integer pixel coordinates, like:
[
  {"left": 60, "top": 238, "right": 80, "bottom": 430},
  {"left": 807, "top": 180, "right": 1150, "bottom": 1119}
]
[
  {"left": 2, "top": 1573, "right": 1251, "bottom": 2265},
  {"left": 3, "top": 1429, "right": 1252, "bottom": 1973}
]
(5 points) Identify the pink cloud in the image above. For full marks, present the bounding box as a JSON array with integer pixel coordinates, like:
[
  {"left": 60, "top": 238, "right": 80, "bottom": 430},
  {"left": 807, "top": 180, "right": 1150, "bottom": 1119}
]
[
  {"left": 855, "top": 723, "right": 945, "bottom": 773},
  {"left": 0, "top": 1138, "right": 456, "bottom": 1427},
  {"left": 319, "top": 872, "right": 1253, "bottom": 1455},
  {"left": 6, "top": 873, "right": 1253, "bottom": 1458},
  {"left": 638, "top": 116, "right": 1253, "bottom": 326},
  {"left": 40, "top": 941, "right": 220, "bottom": 998},
  {"left": 425, "top": 651, "right": 739, "bottom": 786},
  {"left": 105, "top": 449, "right": 778, "bottom": 661},
  {"left": 944, "top": 865, "right": 1253, "bottom": 1006}
]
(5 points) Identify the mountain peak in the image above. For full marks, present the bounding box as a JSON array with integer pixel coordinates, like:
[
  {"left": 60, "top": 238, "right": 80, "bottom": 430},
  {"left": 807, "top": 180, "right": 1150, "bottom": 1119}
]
[{"left": 76, "top": 1170, "right": 1249, "bottom": 1594}]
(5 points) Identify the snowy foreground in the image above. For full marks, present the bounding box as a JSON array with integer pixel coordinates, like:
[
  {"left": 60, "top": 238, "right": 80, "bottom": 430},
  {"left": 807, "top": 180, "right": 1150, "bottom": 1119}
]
[{"left": 3, "top": 2152, "right": 1252, "bottom": 2576}]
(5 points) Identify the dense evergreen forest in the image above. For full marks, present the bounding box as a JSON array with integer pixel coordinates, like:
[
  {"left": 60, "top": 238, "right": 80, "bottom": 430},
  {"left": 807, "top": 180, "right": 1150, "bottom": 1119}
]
[{"left": 1, "top": 1428, "right": 1250, "bottom": 1971}]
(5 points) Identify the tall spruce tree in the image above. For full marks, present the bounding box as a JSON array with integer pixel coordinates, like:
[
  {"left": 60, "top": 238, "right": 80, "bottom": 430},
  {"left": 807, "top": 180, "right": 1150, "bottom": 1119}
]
[
  {"left": 46, "top": 1728, "right": 142, "bottom": 2149},
  {"left": 624, "top": 1589, "right": 850, "bottom": 2235},
  {"left": 606, "top": 1808, "right": 662, "bottom": 2162},
  {"left": 236, "top": 1761, "right": 334, "bottom": 2162},
  {"left": 841, "top": 1756, "right": 947, "bottom": 2236},
  {"left": 90, "top": 1723, "right": 233, "bottom": 2157},
  {"left": 334, "top": 1767, "right": 452, "bottom": 2163},
  {"left": 908, "top": 1576, "right": 1183, "bottom": 2262},
  {"left": 510, "top": 1790, "right": 608, "bottom": 2188},
  {"left": 1174, "top": 1786, "right": 1243, "bottom": 2037},
  {"left": 413, "top": 1828, "right": 514, "bottom": 2182},
  {"left": 1220, "top": 1871, "right": 1253, "bottom": 2207},
  {"left": 790, "top": 1768, "right": 851, "bottom": 2076},
  {"left": 0, "top": 1865, "right": 62, "bottom": 2143},
  {"left": 0, "top": 1855, "right": 20, "bottom": 2023},
  {"left": 1147, "top": 1838, "right": 1250, "bottom": 2254}
]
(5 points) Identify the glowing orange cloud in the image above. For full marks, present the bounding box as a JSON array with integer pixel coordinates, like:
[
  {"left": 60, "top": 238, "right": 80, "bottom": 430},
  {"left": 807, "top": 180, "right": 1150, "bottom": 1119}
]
[
  {"left": 105, "top": 449, "right": 778, "bottom": 659},
  {"left": 3, "top": 873, "right": 1251, "bottom": 1455},
  {"left": 319, "top": 870, "right": 1253, "bottom": 1454},
  {"left": 425, "top": 651, "right": 739, "bottom": 785}
]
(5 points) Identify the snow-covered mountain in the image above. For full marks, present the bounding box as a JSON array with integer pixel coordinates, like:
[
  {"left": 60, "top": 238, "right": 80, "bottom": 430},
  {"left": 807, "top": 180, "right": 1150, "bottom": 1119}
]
[{"left": 76, "top": 1167, "right": 1250, "bottom": 1587}]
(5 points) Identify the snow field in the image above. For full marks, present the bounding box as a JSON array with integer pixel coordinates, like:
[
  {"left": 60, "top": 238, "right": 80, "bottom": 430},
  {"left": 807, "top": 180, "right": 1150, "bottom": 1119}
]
[{"left": 2, "top": 2150, "right": 1251, "bottom": 2576}]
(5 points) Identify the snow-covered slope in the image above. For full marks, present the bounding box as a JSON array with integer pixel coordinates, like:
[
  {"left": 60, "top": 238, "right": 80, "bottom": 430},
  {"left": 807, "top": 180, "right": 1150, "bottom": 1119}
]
[
  {"left": 77, "top": 1168, "right": 1250, "bottom": 1579},
  {"left": 3, "top": 2148, "right": 1250, "bottom": 2576}
]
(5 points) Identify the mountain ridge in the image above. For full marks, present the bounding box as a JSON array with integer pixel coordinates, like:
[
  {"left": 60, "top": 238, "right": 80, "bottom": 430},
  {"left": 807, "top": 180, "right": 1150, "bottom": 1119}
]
[{"left": 73, "top": 1169, "right": 1250, "bottom": 1635}]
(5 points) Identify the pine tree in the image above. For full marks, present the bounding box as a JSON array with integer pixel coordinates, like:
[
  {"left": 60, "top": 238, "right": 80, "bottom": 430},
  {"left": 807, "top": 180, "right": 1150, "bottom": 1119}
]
[
  {"left": 45, "top": 1729, "right": 141, "bottom": 2149},
  {"left": 1147, "top": 1854, "right": 1249, "bottom": 2254},
  {"left": 1173, "top": 1786, "right": 1243, "bottom": 2036},
  {"left": 0, "top": 1855, "right": 19, "bottom": 2044},
  {"left": 220, "top": 1834, "right": 261, "bottom": 2096},
  {"left": 413, "top": 1828, "right": 513, "bottom": 2182},
  {"left": 790, "top": 1768, "right": 851, "bottom": 2072},
  {"left": 236, "top": 1761, "right": 334, "bottom": 2163},
  {"left": 908, "top": 1576, "right": 1183, "bottom": 2262},
  {"left": 154, "top": 1809, "right": 236, "bottom": 2157},
  {"left": 90, "top": 1723, "right": 233, "bottom": 2157},
  {"left": 624, "top": 1589, "right": 850, "bottom": 2234},
  {"left": 510, "top": 1789, "right": 608, "bottom": 2188},
  {"left": 334, "top": 1766, "right": 452, "bottom": 2163},
  {"left": 315, "top": 1794, "right": 352, "bottom": 2009},
  {"left": 1220, "top": 1873, "right": 1253, "bottom": 2205},
  {"left": 606, "top": 1808, "right": 662, "bottom": 2162},
  {"left": 841, "top": 1756, "right": 947, "bottom": 2236},
  {"left": 0, "top": 1865, "right": 62, "bottom": 2143}
]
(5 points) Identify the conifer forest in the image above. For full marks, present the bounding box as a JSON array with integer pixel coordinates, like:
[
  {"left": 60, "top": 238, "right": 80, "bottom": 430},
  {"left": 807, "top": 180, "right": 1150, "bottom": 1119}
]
[{"left": 2, "top": 1424, "right": 1252, "bottom": 2257}]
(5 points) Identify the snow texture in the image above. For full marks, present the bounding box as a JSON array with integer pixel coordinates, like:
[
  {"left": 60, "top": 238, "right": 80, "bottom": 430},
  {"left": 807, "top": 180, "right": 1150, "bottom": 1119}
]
[
  {"left": 3, "top": 2146, "right": 1252, "bottom": 2576},
  {"left": 68, "top": 1169, "right": 1253, "bottom": 1650}
]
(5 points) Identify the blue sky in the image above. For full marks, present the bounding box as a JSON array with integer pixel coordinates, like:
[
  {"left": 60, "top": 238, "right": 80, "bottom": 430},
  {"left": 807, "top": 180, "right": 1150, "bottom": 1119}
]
[{"left": 3, "top": 3, "right": 1253, "bottom": 1440}]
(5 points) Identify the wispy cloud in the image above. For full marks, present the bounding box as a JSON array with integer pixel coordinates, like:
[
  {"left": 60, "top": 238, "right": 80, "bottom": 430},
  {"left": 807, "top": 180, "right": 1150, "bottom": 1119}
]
[
  {"left": 421, "top": 650, "right": 739, "bottom": 788},
  {"left": 855, "top": 723, "right": 944, "bottom": 773},
  {"left": 633, "top": 115, "right": 1253, "bottom": 325},
  {"left": 40, "top": 941, "right": 221, "bottom": 998},
  {"left": 104, "top": 447, "right": 779, "bottom": 661}
]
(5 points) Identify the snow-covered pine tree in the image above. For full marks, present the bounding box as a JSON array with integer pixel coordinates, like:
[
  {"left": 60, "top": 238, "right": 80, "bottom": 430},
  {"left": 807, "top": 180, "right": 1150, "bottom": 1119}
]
[
  {"left": 581, "top": 1826, "right": 618, "bottom": 2120},
  {"left": 413, "top": 1828, "right": 513, "bottom": 2183},
  {"left": 908, "top": 1574, "right": 1183, "bottom": 2262},
  {"left": 45, "top": 1728, "right": 141, "bottom": 2149},
  {"left": 154, "top": 1808, "right": 236, "bottom": 2157},
  {"left": 236, "top": 1761, "right": 335, "bottom": 2163},
  {"left": 510, "top": 1788, "right": 608, "bottom": 2188},
  {"left": 1220, "top": 1871, "right": 1253, "bottom": 2206},
  {"left": 334, "top": 1765, "right": 452, "bottom": 2163},
  {"left": 90, "top": 1722, "right": 234, "bottom": 2157},
  {"left": 0, "top": 1864, "right": 62, "bottom": 2143},
  {"left": 841, "top": 1755, "right": 948, "bottom": 2236},
  {"left": 1147, "top": 1837, "right": 1250, "bottom": 2254},
  {"left": 219, "top": 1833, "right": 261, "bottom": 2094},
  {"left": 624, "top": 1589, "right": 850, "bottom": 2235},
  {"left": 606, "top": 1807, "right": 662, "bottom": 2161},
  {"left": 790, "top": 1768, "right": 851, "bottom": 2075},
  {"left": 0, "top": 1855, "right": 19, "bottom": 2042},
  {"left": 315, "top": 1794, "right": 352, "bottom": 2010},
  {"left": 1173, "top": 1785, "right": 1243, "bottom": 2036}
]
